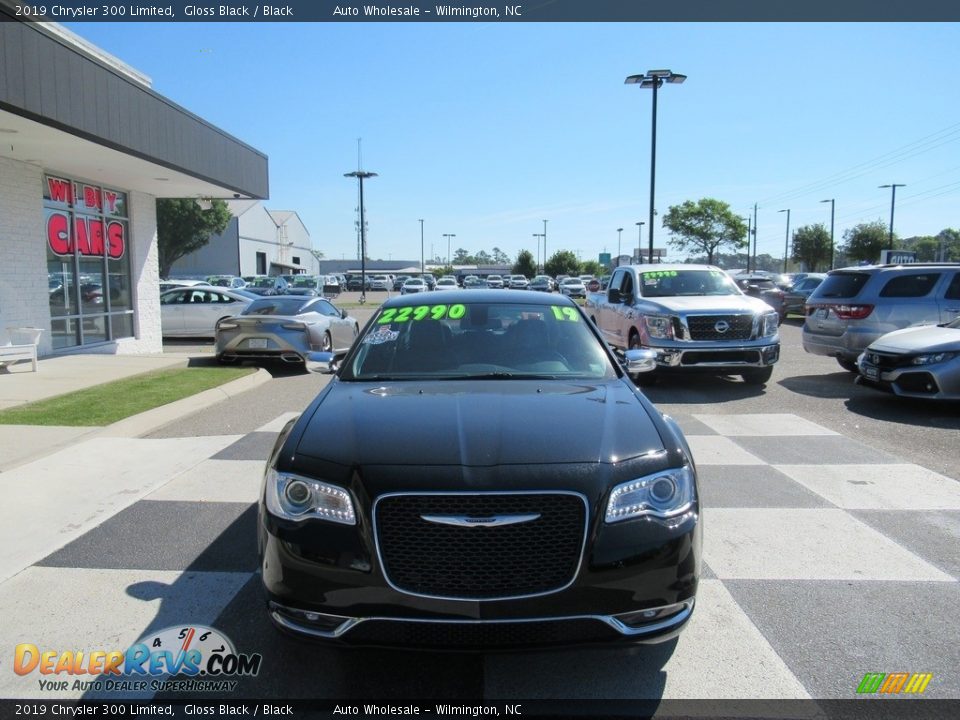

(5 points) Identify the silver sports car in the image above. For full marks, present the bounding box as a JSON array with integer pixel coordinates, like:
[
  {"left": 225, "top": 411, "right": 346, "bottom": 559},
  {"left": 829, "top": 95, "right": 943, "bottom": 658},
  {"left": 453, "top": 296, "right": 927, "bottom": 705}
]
[
  {"left": 215, "top": 296, "right": 360, "bottom": 366},
  {"left": 856, "top": 316, "right": 960, "bottom": 401}
]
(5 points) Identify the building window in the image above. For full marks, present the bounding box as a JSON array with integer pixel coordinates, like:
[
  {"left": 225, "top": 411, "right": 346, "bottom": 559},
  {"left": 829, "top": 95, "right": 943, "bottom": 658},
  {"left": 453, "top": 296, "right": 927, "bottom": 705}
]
[
  {"left": 292, "top": 256, "right": 300, "bottom": 265},
  {"left": 44, "top": 175, "right": 133, "bottom": 350},
  {"left": 256, "top": 252, "right": 267, "bottom": 275}
]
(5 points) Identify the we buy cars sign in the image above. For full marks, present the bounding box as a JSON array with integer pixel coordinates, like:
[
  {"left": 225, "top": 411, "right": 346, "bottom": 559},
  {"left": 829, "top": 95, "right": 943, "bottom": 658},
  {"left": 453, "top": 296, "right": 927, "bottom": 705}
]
[{"left": 46, "top": 177, "right": 126, "bottom": 259}]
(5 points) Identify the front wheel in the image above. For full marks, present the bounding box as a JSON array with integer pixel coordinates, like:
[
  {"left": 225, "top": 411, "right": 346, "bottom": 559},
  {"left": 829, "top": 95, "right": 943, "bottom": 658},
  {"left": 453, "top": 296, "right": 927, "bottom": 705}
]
[
  {"left": 741, "top": 366, "right": 774, "bottom": 385},
  {"left": 320, "top": 332, "right": 332, "bottom": 352}
]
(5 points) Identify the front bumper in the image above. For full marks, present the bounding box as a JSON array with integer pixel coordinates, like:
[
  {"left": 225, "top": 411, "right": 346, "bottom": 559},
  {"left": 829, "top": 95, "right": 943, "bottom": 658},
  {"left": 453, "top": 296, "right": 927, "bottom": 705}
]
[
  {"left": 259, "top": 498, "right": 700, "bottom": 650},
  {"left": 647, "top": 341, "right": 779, "bottom": 371},
  {"left": 856, "top": 354, "right": 960, "bottom": 400}
]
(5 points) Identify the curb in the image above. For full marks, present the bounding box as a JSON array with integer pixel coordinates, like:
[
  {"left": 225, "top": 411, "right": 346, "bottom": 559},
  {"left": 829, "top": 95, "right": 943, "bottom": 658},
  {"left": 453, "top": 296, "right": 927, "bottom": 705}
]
[{"left": 1, "top": 367, "right": 272, "bottom": 472}]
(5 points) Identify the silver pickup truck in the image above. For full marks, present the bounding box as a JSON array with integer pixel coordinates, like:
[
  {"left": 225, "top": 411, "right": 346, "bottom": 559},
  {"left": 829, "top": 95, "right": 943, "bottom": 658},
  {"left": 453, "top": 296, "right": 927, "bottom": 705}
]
[{"left": 585, "top": 264, "right": 781, "bottom": 384}]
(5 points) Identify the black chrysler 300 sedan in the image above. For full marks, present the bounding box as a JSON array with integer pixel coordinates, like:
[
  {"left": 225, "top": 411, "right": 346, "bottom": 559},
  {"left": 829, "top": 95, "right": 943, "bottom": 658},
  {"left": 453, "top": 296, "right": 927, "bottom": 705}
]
[{"left": 258, "top": 290, "right": 701, "bottom": 650}]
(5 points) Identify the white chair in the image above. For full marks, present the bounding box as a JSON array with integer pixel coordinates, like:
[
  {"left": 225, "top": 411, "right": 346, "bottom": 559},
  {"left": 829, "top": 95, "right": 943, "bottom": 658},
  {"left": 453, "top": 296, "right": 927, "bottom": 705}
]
[{"left": 1, "top": 327, "right": 44, "bottom": 372}]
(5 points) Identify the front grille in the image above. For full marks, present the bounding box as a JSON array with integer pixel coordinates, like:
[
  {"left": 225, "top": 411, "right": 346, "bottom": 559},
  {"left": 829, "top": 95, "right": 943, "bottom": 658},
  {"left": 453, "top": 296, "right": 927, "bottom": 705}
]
[
  {"left": 865, "top": 351, "right": 915, "bottom": 371},
  {"left": 686, "top": 314, "right": 754, "bottom": 341},
  {"left": 375, "top": 493, "right": 586, "bottom": 600},
  {"left": 344, "top": 618, "right": 619, "bottom": 648}
]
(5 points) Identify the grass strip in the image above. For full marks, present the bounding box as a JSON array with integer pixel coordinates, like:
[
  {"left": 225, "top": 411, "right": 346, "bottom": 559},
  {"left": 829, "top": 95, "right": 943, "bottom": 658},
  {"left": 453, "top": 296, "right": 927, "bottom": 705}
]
[{"left": 0, "top": 366, "right": 255, "bottom": 426}]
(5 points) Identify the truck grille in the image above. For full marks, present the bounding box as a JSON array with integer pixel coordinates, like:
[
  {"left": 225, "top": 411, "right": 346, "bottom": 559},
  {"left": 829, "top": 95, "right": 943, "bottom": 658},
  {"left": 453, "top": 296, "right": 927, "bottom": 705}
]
[
  {"left": 686, "top": 314, "right": 754, "bottom": 341},
  {"left": 374, "top": 493, "right": 586, "bottom": 600}
]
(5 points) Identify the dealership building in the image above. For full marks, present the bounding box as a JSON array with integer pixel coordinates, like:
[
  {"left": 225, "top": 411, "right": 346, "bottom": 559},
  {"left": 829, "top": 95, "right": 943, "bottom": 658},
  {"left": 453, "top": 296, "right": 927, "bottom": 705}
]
[{"left": 0, "top": 17, "right": 269, "bottom": 356}]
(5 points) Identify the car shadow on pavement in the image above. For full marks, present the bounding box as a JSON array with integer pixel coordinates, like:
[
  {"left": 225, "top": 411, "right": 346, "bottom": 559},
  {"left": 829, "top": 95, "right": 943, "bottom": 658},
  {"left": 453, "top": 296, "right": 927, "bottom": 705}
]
[
  {"left": 844, "top": 394, "right": 960, "bottom": 430},
  {"left": 641, "top": 375, "right": 771, "bottom": 404},
  {"left": 776, "top": 372, "right": 861, "bottom": 400}
]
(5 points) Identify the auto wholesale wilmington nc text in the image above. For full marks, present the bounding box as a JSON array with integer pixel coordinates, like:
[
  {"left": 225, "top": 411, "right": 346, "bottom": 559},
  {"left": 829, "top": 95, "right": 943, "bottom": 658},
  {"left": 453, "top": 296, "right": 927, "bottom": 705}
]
[{"left": 332, "top": 5, "right": 523, "bottom": 18}]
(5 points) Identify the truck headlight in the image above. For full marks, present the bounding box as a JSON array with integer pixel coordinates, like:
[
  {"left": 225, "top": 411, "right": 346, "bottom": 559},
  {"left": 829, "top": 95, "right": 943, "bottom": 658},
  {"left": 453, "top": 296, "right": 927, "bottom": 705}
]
[
  {"left": 265, "top": 468, "right": 356, "bottom": 525},
  {"left": 605, "top": 466, "right": 695, "bottom": 522},
  {"left": 911, "top": 352, "right": 956, "bottom": 365},
  {"left": 761, "top": 312, "right": 779, "bottom": 337},
  {"left": 644, "top": 315, "right": 674, "bottom": 340}
]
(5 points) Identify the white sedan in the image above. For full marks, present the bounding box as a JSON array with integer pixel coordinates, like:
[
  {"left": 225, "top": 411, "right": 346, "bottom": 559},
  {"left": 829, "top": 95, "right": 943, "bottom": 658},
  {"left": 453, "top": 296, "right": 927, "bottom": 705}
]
[
  {"left": 434, "top": 277, "right": 459, "bottom": 290},
  {"left": 160, "top": 287, "right": 255, "bottom": 337}
]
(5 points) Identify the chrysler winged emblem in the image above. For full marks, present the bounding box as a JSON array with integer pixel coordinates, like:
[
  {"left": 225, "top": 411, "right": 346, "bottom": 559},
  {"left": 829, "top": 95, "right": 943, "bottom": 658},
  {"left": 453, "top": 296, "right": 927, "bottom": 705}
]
[{"left": 420, "top": 513, "right": 541, "bottom": 528}]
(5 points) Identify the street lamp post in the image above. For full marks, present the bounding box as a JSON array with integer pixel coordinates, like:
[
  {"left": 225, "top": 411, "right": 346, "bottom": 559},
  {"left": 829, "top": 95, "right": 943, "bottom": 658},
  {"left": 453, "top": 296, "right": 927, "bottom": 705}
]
[
  {"left": 625, "top": 69, "right": 686, "bottom": 264},
  {"left": 879, "top": 184, "right": 906, "bottom": 247},
  {"left": 778, "top": 208, "right": 791, "bottom": 273},
  {"left": 344, "top": 170, "right": 377, "bottom": 303},
  {"left": 820, "top": 199, "right": 835, "bottom": 270},
  {"left": 745, "top": 215, "right": 752, "bottom": 272},
  {"left": 635, "top": 221, "right": 645, "bottom": 263},
  {"left": 616, "top": 228, "right": 623, "bottom": 267},
  {"left": 443, "top": 233, "right": 456, "bottom": 265},
  {"left": 532, "top": 233, "right": 544, "bottom": 272},
  {"left": 419, "top": 219, "right": 425, "bottom": 274},
  {"left": 542, "top": 220, "right": 548, "bottom": 270}
]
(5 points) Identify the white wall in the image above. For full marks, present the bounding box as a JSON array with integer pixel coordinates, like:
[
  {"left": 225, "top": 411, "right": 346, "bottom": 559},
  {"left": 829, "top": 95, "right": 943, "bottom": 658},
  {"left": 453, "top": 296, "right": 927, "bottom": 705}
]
[{"left": 0, "top": 157, "right": 50, "bottom": 353}]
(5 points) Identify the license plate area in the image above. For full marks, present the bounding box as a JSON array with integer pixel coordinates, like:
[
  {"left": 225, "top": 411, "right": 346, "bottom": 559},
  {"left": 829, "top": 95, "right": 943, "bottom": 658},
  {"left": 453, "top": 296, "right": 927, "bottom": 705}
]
[
  {"left": 861, "top": 363, "right": 879, "bottom": 381},
  {"left": 247, "top": 338, "right": 268, "bottom": 349}
]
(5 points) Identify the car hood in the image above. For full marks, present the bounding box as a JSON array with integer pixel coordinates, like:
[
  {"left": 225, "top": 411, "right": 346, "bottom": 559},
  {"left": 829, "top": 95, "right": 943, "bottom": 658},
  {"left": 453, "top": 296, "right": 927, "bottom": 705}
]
[
  {"left": 296, "top": 379, "right": 664, "bottom": 467},
  {"left": 643, "top": 295, "right": 770, "bottom": 314},
  {"left": 869, "top": 324, "right": 960, "bottom": 354}
]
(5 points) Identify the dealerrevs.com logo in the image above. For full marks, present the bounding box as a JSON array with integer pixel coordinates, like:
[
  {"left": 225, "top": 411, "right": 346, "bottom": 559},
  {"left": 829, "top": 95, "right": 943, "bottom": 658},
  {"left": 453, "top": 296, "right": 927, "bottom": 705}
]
[{"left": 14, "top": 625, "right": 262, "bottom": 693}]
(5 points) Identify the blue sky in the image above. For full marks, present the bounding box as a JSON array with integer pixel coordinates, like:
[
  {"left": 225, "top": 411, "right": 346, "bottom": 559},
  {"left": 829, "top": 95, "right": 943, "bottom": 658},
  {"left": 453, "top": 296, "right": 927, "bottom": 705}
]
[{"left": 68, "top": 21, "right": 960, "bottom": 265}]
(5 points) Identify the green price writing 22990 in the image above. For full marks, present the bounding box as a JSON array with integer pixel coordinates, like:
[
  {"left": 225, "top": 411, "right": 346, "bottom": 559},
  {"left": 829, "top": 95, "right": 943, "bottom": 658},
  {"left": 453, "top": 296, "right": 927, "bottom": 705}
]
[{"left": 378, "top": 304, "right": 466, "bottom": 324}]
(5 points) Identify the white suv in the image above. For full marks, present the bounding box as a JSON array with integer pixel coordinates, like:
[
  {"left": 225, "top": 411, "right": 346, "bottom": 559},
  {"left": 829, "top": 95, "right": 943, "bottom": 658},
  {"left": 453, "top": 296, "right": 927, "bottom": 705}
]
[{"left": 802, "top": 263, "right": 960, "bottom": 371}]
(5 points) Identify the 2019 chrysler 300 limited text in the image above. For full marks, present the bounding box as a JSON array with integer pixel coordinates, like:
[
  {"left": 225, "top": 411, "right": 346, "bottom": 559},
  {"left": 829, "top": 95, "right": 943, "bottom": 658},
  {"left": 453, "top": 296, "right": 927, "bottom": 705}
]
[{"left": 258, "top": 290, "right": 701, "bottom": 650}]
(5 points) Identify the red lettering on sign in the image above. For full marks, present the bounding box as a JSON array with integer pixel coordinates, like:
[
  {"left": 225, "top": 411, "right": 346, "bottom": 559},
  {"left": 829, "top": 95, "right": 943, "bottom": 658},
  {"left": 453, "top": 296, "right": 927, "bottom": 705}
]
[
  {"left": 104, "top": 191, "right": 118, "bottom": 214},
  {"left": 47, "top": 212, "right": 71, "bottom": 255},
  {"left": 88, "top": 219, "right": 105, "bottom": 256},
  {"left": 82, "top": 185, "right": 102, "bottom": 211},
  {"left": 73, "top": 217, "right": 91, "bottom": 255},
  {"left": 107, "top": 221, "right": 124, "bottom": 259},
  {"left": 47, "top": 178, "right": 73, "bottom": 205}
]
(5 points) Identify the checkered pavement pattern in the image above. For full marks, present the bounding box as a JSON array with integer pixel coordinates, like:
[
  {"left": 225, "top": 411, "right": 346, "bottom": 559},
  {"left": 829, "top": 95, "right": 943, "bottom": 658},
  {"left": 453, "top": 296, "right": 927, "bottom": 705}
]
[{"left": 1, "top": 412, "right": 957, "bottom": 700}]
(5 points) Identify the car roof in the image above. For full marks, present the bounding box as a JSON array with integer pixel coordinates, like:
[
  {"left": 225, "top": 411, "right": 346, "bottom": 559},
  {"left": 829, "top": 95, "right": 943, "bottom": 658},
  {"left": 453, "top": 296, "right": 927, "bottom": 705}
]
[{"left": 381, "top": 289, "right": 578, "bottom": 308}]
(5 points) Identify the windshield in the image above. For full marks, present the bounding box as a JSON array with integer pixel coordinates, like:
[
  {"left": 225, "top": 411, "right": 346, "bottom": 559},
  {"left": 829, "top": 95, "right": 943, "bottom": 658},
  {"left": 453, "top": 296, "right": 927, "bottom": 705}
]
[
  {"left": 292, "top": 277, "right": 319, "bottom": 287},
  {"left": 342, "top": 301, "right": 617, "bottom": 381},
  {"left": 639, "top": 269, "right": 739, "bottom": 298},
  {"left": 242, "top": 298, "right": 313, "bottom": 316},
  {"left": 250, "top": 277, "right": 275, "bottom": 288}
]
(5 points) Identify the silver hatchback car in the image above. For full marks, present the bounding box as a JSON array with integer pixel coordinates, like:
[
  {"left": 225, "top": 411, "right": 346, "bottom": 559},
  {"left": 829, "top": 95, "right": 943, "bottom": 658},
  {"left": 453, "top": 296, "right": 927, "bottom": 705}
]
[{"left": 802, "top": 264, "right": 960, "bottom": 371}]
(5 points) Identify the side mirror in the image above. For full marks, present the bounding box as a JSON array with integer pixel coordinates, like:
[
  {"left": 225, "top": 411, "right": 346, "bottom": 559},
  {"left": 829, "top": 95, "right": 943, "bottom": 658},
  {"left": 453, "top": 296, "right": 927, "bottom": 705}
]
[
  {"left": 340, "top": 308, "right": 349, "bottom": 318},
  {"left": 624, "top": 348, "right": 658, "bottom": 374},
  {"left": 305, "top": 351, "right": 338, "bottom": 374},
  {"left": 608, "top": 288, "right": 621, "bottom": 304}
]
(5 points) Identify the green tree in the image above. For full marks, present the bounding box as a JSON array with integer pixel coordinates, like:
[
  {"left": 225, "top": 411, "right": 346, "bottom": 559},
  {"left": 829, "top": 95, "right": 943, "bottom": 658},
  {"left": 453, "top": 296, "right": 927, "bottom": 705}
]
[
  {"left": 544, "top": 250, "right": 580, "bottom": 278},
  {"left": 433, "top": 264, "right": 455, "bottom": 277},
  {"left": 157, "top": 198, "right": 232, "bottom": 278},
  {"left": 453, "top": 248, "right": 473, "bottom": 264},
  {"left": 937, "top": 228, "right": 960, "bottom": 261},
  {"left": 791, "top": 224, "right": 832, "bottom": 271},
  {"left": 580, "top": 260, "right": 603, "bottom": 277},
  {"left": 842, "top": 221, "right": 889, "bottom": 264},
  {"left": 662, "top": 198, "right": 747, "bottom": 265},
  {"left": 475, "top": 250, "right": 492, "bottom": 265},
  {"left": 491, "top": 247, "right": 510, "bottom": 265},
  {"left": 512, "top": 249, "right": 537, "bottom": 278}
]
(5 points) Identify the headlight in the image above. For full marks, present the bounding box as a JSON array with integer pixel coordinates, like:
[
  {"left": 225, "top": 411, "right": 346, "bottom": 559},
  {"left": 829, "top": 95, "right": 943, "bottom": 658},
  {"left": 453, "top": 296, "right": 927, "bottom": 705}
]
[
  {"left": 265, "top": 468, "right": 356, "bottom": 525},
  {"left": 911, "top": 352, "right": 956, "bottom": 366},
  {"left": 605, "top": 466, "right": 695, "bottom": 523},
  {"left": 644, "top": 315, "right": 674, "bottom": 340},
  {"left": 761, "top": 312, "right": 779, "bottom": 337}
]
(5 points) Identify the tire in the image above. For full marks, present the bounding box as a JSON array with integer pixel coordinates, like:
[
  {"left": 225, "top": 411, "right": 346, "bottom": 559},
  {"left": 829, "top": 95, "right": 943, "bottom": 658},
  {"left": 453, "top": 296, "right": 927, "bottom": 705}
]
[
  {"left": 741, "top": 366, "right": 774, "bottom": 385},
  {"left": 320, "top": 332, "right": 332, "bottom": 352},
  {"left": 836, "top": 356, "right": 858, "bottom": 372}
]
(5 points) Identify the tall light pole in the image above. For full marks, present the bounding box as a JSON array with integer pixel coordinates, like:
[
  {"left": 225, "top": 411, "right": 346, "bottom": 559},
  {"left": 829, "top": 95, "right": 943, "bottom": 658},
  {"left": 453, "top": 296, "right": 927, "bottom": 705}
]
[
  {"left": 542, "top": 219, "right": 548, "bottom": 269},
  {"left": 344, "top": 170, "right": 377, "bottom": 303},
  {"left": 419, "top": 218, "right": 425, "bottom": 274},
  {"left": 752, "top": 203, "right": 758, "bottom": 273},
  {"left": 745, "top": 215, "right": 752, "bottom": 272},
  {"left": 532, "top": 233, "right": 544, "bottom": 272},
  {"left": 820, "top": 199, "right": 835, "bottom": 270},
  {"left": 443, "top": 233, "right": 456, "bottom": 265},
  {"left": 635, "top": 221, "right": 645, "bottom": 263},
  {"left": 625, "top": 69, "right": 686, "bottom": 264},
  {"left": 616, "top": 228, "right": 623, "bottom": 267},
  {"left": 879, "top": 184, "right": 905, "bottom": 247},
  {"left": 778, "top": 208, "right": 791, "bottom": 273}
]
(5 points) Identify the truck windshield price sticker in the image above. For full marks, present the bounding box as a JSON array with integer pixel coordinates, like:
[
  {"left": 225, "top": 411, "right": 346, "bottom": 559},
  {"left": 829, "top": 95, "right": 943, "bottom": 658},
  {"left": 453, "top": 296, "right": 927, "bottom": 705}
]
[
  {"left": 642, "top": 271, "right": 679, "bottom": 280},
  {"left": 378, "top": 304, "right": 467, "bottom": 324}
]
